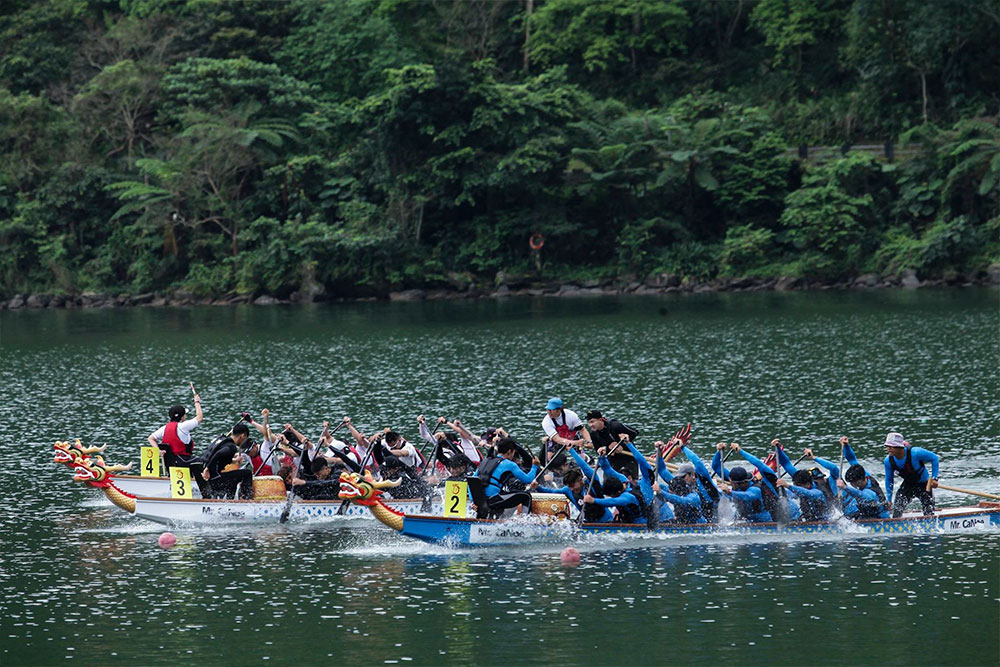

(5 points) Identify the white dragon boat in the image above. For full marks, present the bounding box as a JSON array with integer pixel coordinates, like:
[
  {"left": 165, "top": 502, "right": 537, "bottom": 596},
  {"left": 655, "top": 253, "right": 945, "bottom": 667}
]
[{"left": 54, "top": 441, "right": 442, "bottom": 526}]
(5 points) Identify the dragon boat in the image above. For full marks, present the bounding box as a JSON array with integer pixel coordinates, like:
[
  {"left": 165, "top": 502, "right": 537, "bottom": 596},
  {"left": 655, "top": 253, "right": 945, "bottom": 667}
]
[
  {"left": 335, "top": 471, "right": 1000, "bottom": 547},
  {"left": 54, "top": 441, "right": 443, "bottom": 526}
]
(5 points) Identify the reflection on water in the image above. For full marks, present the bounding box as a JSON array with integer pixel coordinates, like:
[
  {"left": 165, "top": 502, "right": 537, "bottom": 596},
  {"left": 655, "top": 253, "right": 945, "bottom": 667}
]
[{"left": 1, "top": 290, "right": 998, "bottom": 665}]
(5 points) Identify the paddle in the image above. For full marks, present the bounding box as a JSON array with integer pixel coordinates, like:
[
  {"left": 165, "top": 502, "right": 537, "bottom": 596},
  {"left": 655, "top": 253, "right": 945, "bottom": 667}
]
[
  {"left": 935, "top": 483, "right": 1000, "bottom": 501},
  {"left": 577, "top": 439, "right": 624, "bottom": 526},
  {"left": 420, "top": 418, "right": 445, "bottom": 478},
  {"left": 417, "top": 417, "right": 445, "bottom": 457},
  {"left": 531, "top": 443, "right": 569, "bottom": 484},
  {"left": 279, "top": 424, "right": 328, "bottom": 524}
]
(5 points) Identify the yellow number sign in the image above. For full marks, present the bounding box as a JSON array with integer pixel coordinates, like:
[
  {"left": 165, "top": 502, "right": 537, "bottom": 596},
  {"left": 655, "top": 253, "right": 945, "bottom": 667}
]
[
  {"left": 444, "top": 481, "right": 468, "bottom": 518},
  {"left": 170, "top": 466, "right": 192, "bottom": 499},
  {"left": 141, "top": 446, "right": 160, "bottom": 478}
]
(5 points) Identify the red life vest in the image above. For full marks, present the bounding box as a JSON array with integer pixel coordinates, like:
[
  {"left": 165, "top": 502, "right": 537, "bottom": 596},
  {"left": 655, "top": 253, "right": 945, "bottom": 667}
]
[
  {"left": 552, "top": 410, "right": 576, "bottom": 441},
  {"left": 162, "top": 421, "right": 193, "bottom": 456},
  {"left": 250, "top": 453, "right": 272, "bottom": 476}
]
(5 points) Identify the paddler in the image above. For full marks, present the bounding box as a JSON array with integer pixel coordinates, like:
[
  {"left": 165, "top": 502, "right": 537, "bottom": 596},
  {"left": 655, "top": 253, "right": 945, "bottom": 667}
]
[
  {"left": 200, "top": 422, "right": 253, "bottom": 499},
  {"left": 883, "top": 432, "right": 939, "bottom": 517},
  {"left": 655, "top": 463, "right": 706, "bottom": 524},
  {"left": 542, "top": 398, "right": 592, "bottom": 449},
  {"left": 147, "top": 393, "right": 208, "bottom": 495},
  {"left": 477, "top": 437, "right": 540, "bottom": 516},
  {"left": 585, "top": 409, "right": 639, "bottom": 478},
  {"left": 774, "top": 445, "right": 839, "bottom": 522},
  {"left": 836, "top": 436, "right": 890, "bottom": 518}
]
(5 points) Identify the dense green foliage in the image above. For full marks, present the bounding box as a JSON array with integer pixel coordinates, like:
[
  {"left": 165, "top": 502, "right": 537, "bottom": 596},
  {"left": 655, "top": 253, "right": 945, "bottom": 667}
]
[{"left": 1, "top": 0, "right": 997, "bottom": 298}]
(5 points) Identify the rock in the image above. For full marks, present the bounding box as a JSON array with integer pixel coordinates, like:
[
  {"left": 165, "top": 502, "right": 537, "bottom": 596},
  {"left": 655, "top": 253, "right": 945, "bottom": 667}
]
[
  {"left": 254, "top": 295, "right": 280, "bottom": 305},
  {"left": 493, "top": 284, "right": 511, "bottom": 298},
  {"left": 693, "top": 284, "right": 715, "bottom": 293},
  {"left": 900, "top": 269, "right": 921, "bottom": 289},
  {"left": 171, "top": 290, "right": 195, "bottom": 306},
  {"left": 115, "top": 294, "right": 132, "bottom": 306},
  {"left": 556, "top": 284, "right": 581, "bottom": 296},
  {"left": 132, "top": 292, "right": 155, "bottom": 305},
  {"left": 148, "top": 297, "right": 168, "bottom": 307},
  {"left": 855, "top": 273, "right": 879, "bottom": 288},
  {"left": 388, "top": 289, "right": 425, "bottom": 302},
  {"left": 988, "top": 263, "right": 1000, "bottom": 285},
  {"left": 47, "top": 295, "right": 65, "bottom": 308},
  {"left": 26, "top": 294, "right": 50, "bottom": 308},
  {"left": 728, "top": 277, "right": 756, "bottom": 290},
  {"left": 775, "top": 276, "right": 800, "bottom": 291},
  {"left": 79, "top": 291, "right": 104, "bottom": 306}
]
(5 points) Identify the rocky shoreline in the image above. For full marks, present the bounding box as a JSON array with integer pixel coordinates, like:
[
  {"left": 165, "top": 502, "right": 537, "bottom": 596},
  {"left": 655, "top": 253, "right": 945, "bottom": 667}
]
[{"left": 2, "top": 267, "right": 997, "bottom": 310}]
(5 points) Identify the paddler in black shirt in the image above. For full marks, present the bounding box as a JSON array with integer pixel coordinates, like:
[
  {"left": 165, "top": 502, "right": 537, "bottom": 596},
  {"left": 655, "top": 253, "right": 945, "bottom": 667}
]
[
  {"left": 200, "top": 422, "right": 254, "bottom": 499},
  {"left": 586, "top": 410, "right": 639, "bottom": 479}
]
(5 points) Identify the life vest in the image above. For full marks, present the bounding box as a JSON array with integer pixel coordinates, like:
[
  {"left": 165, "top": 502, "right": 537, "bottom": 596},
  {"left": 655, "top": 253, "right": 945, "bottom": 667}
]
[
  {"left": 888, "top": 447, "right": 925, "bottom": 485},
  {"left": 162, "top": 421, "right": 193, "bottom": 456},
  {"left": 696, "top": 472, "right": 720, "bottom": 522},
  {"left": 476, "top": 456, "right": 507, "bottom": 497},
  {"left": 758, "top": 472, "right": 789, "bottom": 524},
  {"left": 250, "top": 453, "right": 271, "bottom": 476},
  {"left": 615, "top": 493, "right": 644, "bottom": 524},
  {"left": 551, "top": 410, "right": 576, "bottom": 441},
  {"left": 733, "top": 483, "right": 765, "bottom": 517},
  {"left": 631, "top": 484, "right": 658, "bottom": 529},
  {"left": 866, "top": 475, "right": 890, "bottom": 511}
]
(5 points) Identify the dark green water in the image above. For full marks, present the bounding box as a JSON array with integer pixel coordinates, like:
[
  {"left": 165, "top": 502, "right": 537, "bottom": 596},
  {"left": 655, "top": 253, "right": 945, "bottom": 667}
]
[{"left": 1, "top": 290, "right": 998, "bottom": 666}]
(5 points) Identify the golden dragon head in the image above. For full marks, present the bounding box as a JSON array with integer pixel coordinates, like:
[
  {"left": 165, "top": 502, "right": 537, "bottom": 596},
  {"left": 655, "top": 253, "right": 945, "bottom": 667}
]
[
  {"left": 53, "top": 439, "right": 105, "bottom": 467},
  {"left": 72, "top": 456, "right": 130, "bottom": 489},
  {"left": 337, "top": 471, "right": 401, "bottom": 506}
]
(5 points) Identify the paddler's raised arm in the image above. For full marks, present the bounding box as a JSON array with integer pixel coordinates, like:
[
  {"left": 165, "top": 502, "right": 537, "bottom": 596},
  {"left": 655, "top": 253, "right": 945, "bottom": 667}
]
[{"left": 342, "top": 416, "right": 369, "bottom": 447}]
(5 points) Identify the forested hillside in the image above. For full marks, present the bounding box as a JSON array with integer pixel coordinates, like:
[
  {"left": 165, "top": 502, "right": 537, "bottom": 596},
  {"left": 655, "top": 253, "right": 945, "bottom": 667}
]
[{"left": 2, "top": 0, "right": 998, "bottom": 302}]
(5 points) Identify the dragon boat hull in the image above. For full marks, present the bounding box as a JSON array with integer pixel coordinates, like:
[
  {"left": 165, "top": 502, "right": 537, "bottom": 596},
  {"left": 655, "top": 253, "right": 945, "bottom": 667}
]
[
  {"left": 127, "top": 495, "right": 444, "bottom": 526},
  {"left": 389, "top": 505, "right": 1000, "bottom": 546},
  {"left": 110, "top": 475, "right": 200, "bottom": 498}
]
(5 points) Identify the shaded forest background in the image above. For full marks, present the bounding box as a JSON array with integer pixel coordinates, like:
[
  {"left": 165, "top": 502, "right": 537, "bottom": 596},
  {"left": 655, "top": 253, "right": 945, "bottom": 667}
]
[{"left": 1, "top": 0, "right": 998, "bottom": 300}]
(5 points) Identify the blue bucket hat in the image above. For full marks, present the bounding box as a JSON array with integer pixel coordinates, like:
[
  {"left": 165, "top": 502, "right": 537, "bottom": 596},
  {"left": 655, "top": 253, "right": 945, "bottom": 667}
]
[{"left": 546, "top": 397, "right": 563, "bottom": 410}]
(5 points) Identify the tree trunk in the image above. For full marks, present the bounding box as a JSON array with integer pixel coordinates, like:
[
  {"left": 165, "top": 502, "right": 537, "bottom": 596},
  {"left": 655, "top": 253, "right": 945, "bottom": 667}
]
[
  {"left": 523, "top": 0, "right": 533, "bottom": 73},
  {"left": 919, "top": 69, "right": 928, "bottom": 123}
]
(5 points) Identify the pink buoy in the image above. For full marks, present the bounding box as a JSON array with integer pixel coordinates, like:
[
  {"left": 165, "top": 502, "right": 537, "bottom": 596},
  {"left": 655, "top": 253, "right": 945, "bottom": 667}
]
[
  {"left": 560, "top": 547, "right": 580, "bottom": 566},
  {"left": 158, "top": 532, "right": 177, "bottom": 548}
]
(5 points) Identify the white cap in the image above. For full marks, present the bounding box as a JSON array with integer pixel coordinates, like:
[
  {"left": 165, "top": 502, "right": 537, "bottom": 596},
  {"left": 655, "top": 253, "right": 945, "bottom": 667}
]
[{"left": 884, "top": 432, "right": 905, "bottom": 448}]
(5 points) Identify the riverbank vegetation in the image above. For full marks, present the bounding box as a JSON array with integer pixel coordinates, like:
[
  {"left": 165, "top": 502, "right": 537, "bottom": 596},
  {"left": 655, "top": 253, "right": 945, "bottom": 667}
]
[{"left": 1, "top": 0, "right": 998, "bottom": 300}]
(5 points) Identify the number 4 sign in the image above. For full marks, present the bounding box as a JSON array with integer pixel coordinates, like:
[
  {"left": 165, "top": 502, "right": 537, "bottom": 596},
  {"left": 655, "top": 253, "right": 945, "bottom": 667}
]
[
  {"left": 444, "top": 481, "right": 468, "bottom": 518},
  {"left": 170, "top": 466, "right": 192, "bottom": 499},
  {"left": 140, "top": 446, "right": 160, "bottom": 478}
]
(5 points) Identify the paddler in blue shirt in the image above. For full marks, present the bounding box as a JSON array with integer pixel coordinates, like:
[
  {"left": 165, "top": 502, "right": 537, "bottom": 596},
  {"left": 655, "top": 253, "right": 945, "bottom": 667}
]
[
  {"left": 717, "top": 464, "right": 772, "bottom": 523},
  {"left": 583, "top": 475, "right": 644, "bottom": 523},
  {"left": 773, "top": 446, "right": 839, "bottom": 521},
  {"left": 535, "top": 468, "right": 597, "bottom": 521},
  {"left": 733, "top": 443, "right": 801, "bottom": 522},
  {"left": 883, "top": 432, "right": 939, "bottom": 517},
  {"left": 565, "top": 447, "right": 615, "bottom": 522},
  {"left": 836, "top": 436, "right": 890, "bottom": 518},
  {"left": 654, "top": 462, "right": 705, "bottom": 524},
  {"left": 477, "top": 437, "right": 539, "bottom": 515}
]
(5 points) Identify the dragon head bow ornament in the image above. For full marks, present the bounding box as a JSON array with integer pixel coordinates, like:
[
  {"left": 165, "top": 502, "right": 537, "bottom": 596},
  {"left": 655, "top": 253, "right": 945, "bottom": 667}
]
[
  {"left": 53, "top": 439, "right": 107, "bottom": 467},
  {"left": 337, "top": 472, "right": 405, "bottom": 531},
  {"left": 66, "top": 454, "right": 137, "bottom": 514}
]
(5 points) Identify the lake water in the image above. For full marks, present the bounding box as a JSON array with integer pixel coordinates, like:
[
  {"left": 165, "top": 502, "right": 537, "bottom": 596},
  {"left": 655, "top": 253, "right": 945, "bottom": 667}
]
[{"left": 1, "top": 289, "right": 998, "bottom": 665}]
